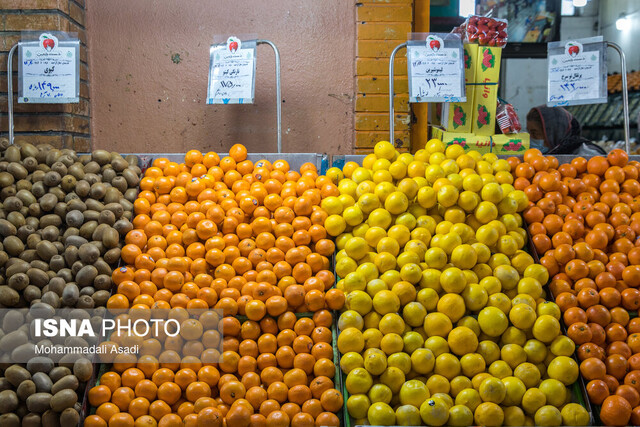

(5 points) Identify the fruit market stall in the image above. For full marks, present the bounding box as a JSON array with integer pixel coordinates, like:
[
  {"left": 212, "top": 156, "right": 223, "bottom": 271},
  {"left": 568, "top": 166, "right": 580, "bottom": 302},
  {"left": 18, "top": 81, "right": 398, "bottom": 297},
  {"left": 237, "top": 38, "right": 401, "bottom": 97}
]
[
  {"left": 1, "top": 28, "right": 636, "bottom": 427},
  {"left": 5, "top": 135, "right": 640, "bottom": 427}
]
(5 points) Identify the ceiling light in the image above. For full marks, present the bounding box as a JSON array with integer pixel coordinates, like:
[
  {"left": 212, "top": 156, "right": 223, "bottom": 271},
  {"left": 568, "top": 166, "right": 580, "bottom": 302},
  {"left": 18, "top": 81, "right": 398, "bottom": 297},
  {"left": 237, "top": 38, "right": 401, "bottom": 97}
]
[
  {"left": 572, "top": 0, "right": 587, "bottom": 7},
  {"left": 616, "top": 13, "right": 630, "bottom": 31},
  {"left": 459, "top": 0, "right": 475, "bottom": 18}
]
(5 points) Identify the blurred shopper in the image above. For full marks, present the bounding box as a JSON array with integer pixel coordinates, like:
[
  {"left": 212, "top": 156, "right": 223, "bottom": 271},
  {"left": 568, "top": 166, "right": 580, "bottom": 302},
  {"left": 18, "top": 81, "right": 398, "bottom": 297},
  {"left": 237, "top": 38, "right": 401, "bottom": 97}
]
[{"left": 526, "top": 105, "right": 606, "bottom": 155}]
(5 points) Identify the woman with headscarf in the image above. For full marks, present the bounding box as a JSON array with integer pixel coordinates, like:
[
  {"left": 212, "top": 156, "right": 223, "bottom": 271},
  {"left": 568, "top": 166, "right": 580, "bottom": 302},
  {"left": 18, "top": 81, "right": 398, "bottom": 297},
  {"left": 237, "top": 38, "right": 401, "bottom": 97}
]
[{"left": 526, "top": 105, "right": 605, "bottom": 155}]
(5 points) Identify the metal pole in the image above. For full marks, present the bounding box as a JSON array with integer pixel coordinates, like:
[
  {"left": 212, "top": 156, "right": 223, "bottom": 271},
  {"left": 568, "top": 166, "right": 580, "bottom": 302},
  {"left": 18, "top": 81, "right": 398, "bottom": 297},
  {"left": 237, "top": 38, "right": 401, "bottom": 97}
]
[
  {"left": 389, "top": 42, "right": 407, "bottom": 144},
  {"left": 7, "top": 43, "right": 18, "bottom": 144},
  {"left": 607, "top": 42, "right": 630, "bottom": 153},
  {"left": 257, "top": 40, "right": 282, "bottom": 153}
]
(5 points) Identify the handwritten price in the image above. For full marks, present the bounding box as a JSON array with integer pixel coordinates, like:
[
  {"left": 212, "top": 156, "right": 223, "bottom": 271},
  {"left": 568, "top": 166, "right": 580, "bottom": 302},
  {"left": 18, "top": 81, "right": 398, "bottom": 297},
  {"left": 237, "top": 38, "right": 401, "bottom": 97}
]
[
  {"left": 27, "top": 81, "right": 62, "bottom": 98},
  {"left": 423, "top": 78, "right": 448, "bottom": 89},
  {"left": 559, "top": 82, "right": 588, "bottom": 93}
]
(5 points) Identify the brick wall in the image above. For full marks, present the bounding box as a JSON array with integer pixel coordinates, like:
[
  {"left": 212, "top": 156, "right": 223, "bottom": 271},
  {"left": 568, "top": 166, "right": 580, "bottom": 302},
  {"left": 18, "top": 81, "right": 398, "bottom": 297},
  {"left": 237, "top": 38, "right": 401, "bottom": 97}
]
[
  {"left": 0, "top": 0, "right": 90, "bottom": 151},
  {"left": 355, "top": 0, "right": 414, "bottom": 154}
]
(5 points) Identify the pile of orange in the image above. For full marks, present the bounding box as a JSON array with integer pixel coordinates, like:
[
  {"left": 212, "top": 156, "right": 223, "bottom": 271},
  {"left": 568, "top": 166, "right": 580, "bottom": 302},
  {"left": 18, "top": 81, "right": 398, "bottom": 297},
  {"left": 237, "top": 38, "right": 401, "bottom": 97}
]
[
  {"left": 105, "top": 144, "right": 343, "bottom": 314},
  {"left": 86, "top": 310, "right": 342, "bottom": 427},
  {"left": 86, "top": 145, "right": 345, "bottom": 427},
  {"left": 512, "top": 148, "right": 640, "bottom": 426}
]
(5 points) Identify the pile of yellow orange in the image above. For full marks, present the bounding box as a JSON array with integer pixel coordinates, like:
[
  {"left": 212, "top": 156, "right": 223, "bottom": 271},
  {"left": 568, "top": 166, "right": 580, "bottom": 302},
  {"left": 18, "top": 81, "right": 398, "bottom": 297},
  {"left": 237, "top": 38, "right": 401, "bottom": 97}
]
[{"left": 85, "top": 145, "right": 345, "bottom": 427}]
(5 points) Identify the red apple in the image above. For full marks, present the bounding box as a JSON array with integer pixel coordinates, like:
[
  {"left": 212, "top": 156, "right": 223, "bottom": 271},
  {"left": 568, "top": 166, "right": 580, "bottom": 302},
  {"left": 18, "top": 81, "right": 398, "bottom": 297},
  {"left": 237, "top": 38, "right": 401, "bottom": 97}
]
[
  {"left": 568, "top": 45, "right": 579, "bottom": 57},
  {"left": 42, "top": 38, "right": 54, "bottom": 50}
]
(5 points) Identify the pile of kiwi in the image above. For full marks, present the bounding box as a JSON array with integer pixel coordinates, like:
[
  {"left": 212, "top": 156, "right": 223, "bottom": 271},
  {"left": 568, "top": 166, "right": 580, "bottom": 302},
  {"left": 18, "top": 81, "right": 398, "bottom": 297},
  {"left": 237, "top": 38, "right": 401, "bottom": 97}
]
[
  {"left": 0, "top": 138, "right": 141, "bottom": 426},
  {"left": 0, "top": 357, "right": 93, "bottom": 426}
]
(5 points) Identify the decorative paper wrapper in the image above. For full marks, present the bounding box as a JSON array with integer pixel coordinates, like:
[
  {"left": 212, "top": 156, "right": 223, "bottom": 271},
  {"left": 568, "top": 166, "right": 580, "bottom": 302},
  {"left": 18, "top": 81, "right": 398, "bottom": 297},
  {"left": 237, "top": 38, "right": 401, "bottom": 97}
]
[
  {"left": 441, "top": 44, "right": 478, "bottom": 132},
  {"left": 431, "top": 127, "right": 530, "bottom": 154},
  {"left": 471, "top": 46, "right": 502, "bottom": 136},
  {"left": 491, "top": 133, "right": 530, "bottom": 154}
]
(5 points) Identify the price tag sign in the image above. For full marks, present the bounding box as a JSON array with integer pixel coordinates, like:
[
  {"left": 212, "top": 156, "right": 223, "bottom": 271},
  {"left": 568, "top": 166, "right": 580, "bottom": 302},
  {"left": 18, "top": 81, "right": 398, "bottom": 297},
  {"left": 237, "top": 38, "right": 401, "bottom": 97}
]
[
  {"left": 547, "top": 37, "right": 607, "bottom": 107},
  {"left": 408, "top": 33, "right": 465, "bottom": 103},
  {"left": 18, "top": 33, "right": 80, "bottom": 103},
  {"left": 207, "top": 37, "right": 256, "bottom": 104}
]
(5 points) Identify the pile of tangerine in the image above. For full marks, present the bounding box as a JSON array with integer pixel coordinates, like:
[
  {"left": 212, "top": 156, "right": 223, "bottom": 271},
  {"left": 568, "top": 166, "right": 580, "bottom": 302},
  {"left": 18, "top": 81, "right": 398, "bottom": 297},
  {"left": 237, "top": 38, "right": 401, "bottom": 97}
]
[
  {"left": 85, "top": 145, "right": 345, "bottom": 427},
  {"left": 513, "top": 148, "right": 640, "bottom": 426}
]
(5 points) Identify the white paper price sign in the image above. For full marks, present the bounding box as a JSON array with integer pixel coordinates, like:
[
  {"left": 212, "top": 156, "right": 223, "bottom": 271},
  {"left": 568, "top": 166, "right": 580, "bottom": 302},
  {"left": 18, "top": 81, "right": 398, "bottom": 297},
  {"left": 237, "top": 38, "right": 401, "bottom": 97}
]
[
  {"left": 18, "top": 33, "right": 80, "bottom": 103},
  {"left": 207, "top": 37, "right": 256, "bottom": 104},
  {"left": 408, "top": 34, "right": 466, "bottom": 103},
  {"left": 547, "top": 37, "right": 607, "bottom": 107}
]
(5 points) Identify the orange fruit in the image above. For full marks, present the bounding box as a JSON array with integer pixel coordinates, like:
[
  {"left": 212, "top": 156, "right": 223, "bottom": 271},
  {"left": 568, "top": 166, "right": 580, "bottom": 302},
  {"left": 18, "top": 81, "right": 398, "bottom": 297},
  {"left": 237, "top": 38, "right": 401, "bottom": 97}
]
[
  {"left": 89, "top": 385, "right": 112, "bottom": 407},
  {"left": 96, "top": 402, "right": 119, "bottom": 423},
  {"left": 85, "top": 415, "right": 108, "bottom": 427},
  {"left": 111, "top": 387, "right": 135, "bottom": 411},
  {"left": 134, "top": 380, "right": 158, "bottom": 401},
  {"left": 128, "top": 397, "right": 151, "bottom": 419},
  {"left": 100, "top": 372, "right": 122, "bottom": 393},
  {"left": 121, "top": 368, "right": 145, "bottom": 389}
]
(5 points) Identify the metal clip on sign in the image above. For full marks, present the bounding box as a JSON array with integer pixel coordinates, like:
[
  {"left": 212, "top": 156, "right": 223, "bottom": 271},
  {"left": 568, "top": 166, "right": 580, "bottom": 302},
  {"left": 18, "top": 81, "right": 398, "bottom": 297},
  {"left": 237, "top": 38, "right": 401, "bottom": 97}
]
[
  {"left": 389, "top": 42, "right": 408, "bottom": 144},
  {"left": 606, "top": 42, "right": 630, "bottom": 154},
  {"left": 257, "top": 40, "right": 282, "bottom": 153}
]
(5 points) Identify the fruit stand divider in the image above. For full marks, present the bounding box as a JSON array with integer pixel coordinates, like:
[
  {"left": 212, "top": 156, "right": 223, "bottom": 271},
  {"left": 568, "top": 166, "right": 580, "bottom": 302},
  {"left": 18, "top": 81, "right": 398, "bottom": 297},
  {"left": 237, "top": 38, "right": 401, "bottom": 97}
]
[
  {"left": 524, "top": 228, "right": 595, "bottom": 425},
  {"left": 119, "top": 153, "right": 329, "bottom": 176}
]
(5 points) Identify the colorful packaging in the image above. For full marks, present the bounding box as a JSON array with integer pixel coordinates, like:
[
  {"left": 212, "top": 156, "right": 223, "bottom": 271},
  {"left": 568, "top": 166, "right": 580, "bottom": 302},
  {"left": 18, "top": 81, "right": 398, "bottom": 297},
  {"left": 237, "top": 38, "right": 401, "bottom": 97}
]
[
  {"left": 441, "top": 44, "right": 479, "bottom": 132},
  {"left": 470, "top": 136, "right": 494, "bottom": 154},
  {"left": 475, "top": 46, "right": 502, "bottom": 82},
  {"left": 472, "top": 83, "right": 498, "bottom": 135},
  {"left": 496, "top": 101, "right": 522, "bottom": 134},
  {"left": 492, "top": 133, "right": 530, "bottom": 154},
  {"left": 431, "top": 127, "right": 492, "bottom": 153},
  {"left": 432, "top": 127, "right": 474, "bottom": 152},
  {"left": 442, "top": 102, "right": 473, "bottom": 132},
  {"left": 471, "top": 46, "right": 502, "bottom": 135},
  {"left": 462, "top": 43, "right": 479, "bottom": 84},
  {"left": 431, "top": 127, "right": 529, "bottom": 155}
]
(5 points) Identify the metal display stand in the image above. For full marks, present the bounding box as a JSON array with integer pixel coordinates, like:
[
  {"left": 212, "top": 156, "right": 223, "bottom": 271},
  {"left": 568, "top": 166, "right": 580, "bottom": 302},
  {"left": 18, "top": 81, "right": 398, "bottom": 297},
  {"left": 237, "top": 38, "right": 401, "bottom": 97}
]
[
  {"left": 388, "top": 41, "right": 632, "bottom": 153},
  {"left": 388, "top": 42, "right": 407, "bottom": 143},
  {"left": 130, "top": 152, "right": 328, "bottom": 175},
  {"left": 6, "top": 43, "right": 18, "bottom": 146},
  {"left": 6, "top": 39, "right": 283, "bottom": 153},
  {"left": 256, "top": 39, "right": 282, "bottom": 153},
  {"left": 607, "top": 42, "right": 630, "bottom": 153}
]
